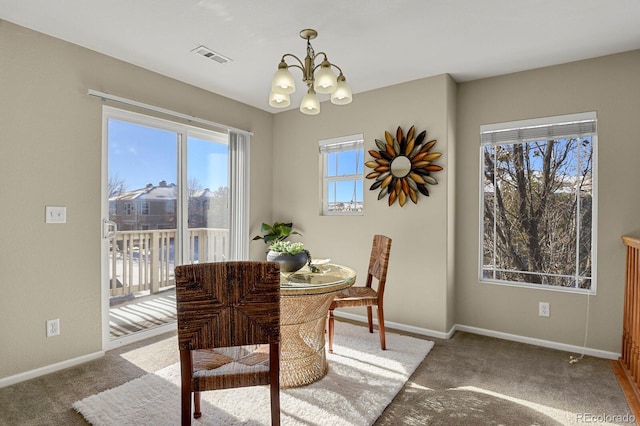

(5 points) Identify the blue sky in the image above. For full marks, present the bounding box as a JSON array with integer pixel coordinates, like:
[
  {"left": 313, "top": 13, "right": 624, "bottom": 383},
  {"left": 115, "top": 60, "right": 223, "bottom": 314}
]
[
  {"left": 109, "top": 118, "right": 363, "bottom": 202},
  {"left": 108, "top": 119, "right": 228, "bottom": 192}
]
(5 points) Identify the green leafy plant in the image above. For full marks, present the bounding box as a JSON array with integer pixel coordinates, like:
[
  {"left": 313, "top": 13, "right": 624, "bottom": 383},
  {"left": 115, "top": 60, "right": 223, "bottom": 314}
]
[
  {"left": 252, "top": 222, "right": 302, "bottom": 245},
  {"left": 268, "top": 240, "right": 305, "bottom": 254}
]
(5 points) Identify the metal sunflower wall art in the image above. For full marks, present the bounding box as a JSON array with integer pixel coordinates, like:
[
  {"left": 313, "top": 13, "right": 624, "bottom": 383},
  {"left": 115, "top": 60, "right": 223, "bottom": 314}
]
[{"left": 365, "top": 125, "right": 443, "bottom": 207}]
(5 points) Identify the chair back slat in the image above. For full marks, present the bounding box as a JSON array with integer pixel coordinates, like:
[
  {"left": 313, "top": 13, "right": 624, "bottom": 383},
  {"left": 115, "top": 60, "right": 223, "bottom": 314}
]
[
  {"left": 175, "top": 261, "right": 280, "bottom": 351},
  {"left": 367, "top": 235, "right": 392, "bottom": 300}
]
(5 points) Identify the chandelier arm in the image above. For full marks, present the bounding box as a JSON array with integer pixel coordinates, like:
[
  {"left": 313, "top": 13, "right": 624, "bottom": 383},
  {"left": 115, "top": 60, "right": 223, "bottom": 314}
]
[
  {"left": 286, "top": 64, "right": 305, "bottom": 74},
  {"left": 309, "top": 52, "right": 344, "bottom": 76},
  {"left": 309, "top": 52, "right": 326, "bottom": 74},
  {"left": 281, "top": 53, "right": 305, "bottom": 69},
  {"left": 329, "top": 63, "right": 345, "bottom": 75}
]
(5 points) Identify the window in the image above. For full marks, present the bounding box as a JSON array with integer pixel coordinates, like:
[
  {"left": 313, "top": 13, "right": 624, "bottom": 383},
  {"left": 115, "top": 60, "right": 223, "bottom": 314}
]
[
  {"left": 480, "top": 112, "right": 597, "bottom": 293},
  {"left": 166, "top": 201, "right": 175, "bottom": 214},
  {"left": 124, "top": 202, "right": 133, "bottom": 216},
  {"left": 320, "top": 134, "right": 364, "bottom": 215},
  {"left": 140, "top": 201, "right": 149, "bottom": 215}
]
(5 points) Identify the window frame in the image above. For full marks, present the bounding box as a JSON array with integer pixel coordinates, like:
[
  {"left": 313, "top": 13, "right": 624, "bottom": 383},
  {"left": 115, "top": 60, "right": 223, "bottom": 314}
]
[
  {"left": 124, "top": 202, "right": 133, "bottom": 216},
  {"left": 320, "top": 134, "right": 365, "bottom": 216},
  {"left": 478, "top": 112, "right": 598, "bottom": 294}
]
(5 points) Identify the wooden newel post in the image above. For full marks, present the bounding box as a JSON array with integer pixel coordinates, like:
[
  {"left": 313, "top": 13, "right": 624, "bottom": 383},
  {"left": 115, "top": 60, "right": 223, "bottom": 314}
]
[{"left": 613, "top": 235, "right": 640, "bottom": 418}]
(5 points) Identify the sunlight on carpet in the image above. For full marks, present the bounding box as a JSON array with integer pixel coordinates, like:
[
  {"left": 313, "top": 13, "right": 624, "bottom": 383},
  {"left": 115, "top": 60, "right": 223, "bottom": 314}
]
[
  {"left": 453, "top": 386, "right": 600, "bottom": 425},
  {"left": 73, "top": 322, "right": 433, "bottom": 425}
]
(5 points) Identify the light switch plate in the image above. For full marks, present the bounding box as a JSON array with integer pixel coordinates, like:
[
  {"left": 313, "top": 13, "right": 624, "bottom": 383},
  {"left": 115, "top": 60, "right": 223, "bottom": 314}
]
[{"left": 45, "top": 206, "right": 66, "bottom": 223}]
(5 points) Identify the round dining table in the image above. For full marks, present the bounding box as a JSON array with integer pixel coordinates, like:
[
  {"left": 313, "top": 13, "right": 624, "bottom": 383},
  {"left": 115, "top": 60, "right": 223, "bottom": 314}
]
[{"left": 279, "top": 263, "right": 356, "bottom": 388}]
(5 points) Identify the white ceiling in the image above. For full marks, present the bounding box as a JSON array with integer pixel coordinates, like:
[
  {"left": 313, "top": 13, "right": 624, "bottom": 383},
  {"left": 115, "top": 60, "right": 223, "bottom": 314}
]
[{"left": 2, "top": 0, "right": 640, "bottom": 114}]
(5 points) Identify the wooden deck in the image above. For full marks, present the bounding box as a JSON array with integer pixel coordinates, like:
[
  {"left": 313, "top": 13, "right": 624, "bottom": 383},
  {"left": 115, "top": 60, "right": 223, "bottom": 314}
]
[{"left": 109, "top": 289, "right": 176, "bottom": 339}]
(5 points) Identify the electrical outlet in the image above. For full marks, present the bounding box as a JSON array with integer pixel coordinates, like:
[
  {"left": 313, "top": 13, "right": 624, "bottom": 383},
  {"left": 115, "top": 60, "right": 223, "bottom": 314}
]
[
  {"left": 46, "top": 319, "right": 60, "bottom": 337},
  {"left": 539, "top": 302, "right": 550, "bottom": 317}
]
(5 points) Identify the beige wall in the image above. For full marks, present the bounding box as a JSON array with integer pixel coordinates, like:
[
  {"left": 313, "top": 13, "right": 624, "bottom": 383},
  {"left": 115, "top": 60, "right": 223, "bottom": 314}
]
[
  {"left": 269, "top": 74, "right": 456, "bottom": 334},
  {"left": 2, "top": 17, "right": 639, "bottom": 382},
  {"left": 0, "top": 20, "right": 273, "bottom": 379},
  {"left": 455, "top": 50, "right": 640, "bottom": 353}
]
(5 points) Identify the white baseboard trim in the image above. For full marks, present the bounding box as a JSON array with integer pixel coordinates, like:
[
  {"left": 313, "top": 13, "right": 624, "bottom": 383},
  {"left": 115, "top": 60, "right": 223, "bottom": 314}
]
[
  {"left": 2, "top": 315, "right": 620, "bottom": 388},
  {"left": 455, "top": 324, "right": 620, "bottom": 360},
  {"left": 334, "top": 311, "right": 620, "bottom": 360},
  {"left": 333, "top": 311, "right": 455, "bottom": 340},
  {"left": 0, "top": 350, "right": 104, "bottom": 388}
]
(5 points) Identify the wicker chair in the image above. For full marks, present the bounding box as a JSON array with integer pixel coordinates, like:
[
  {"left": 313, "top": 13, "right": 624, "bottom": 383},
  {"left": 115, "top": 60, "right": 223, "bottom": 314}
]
[
  {"left": 175, "top": 261, "right": 281, "bottom": 426},
  {"left": 327, "top": 234, "right": 392, "bottom": 353}
]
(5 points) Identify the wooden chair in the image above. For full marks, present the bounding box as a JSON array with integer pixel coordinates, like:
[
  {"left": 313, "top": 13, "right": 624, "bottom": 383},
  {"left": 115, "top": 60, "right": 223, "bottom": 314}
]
[
  {"left": 327, "top": 234, "right": 392, "bottom": 353},
  {"left": 174, "top": 261, "right": 281, "bottom": 426}
]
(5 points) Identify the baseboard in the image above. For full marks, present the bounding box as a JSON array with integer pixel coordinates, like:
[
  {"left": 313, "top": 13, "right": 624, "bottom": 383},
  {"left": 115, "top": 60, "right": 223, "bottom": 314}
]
[
  {"left": 334, "top": 312, "right": 620, "bottom": 360},
  {"left": 2, "top": 315, "right": 620, "bottom": 388},
  {"left": 456, "top": 324, "right": 620, "bottom": 360},
  {"left": 0, "top": 350, "right": 104, "bottom": 388},
  {"left": 3, "top": 323, "right": 177, "bottom": 388},
  {"left": 333, "top": 311, "right": 456, "bottom": 340}
]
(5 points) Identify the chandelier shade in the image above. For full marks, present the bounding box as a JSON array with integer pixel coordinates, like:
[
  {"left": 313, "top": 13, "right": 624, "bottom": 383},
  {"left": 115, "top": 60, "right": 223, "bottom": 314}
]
[
  {"left": 271, "top": 63, "right": 296, "bottom": 94},
  {"left": 268, "top": 91, "right": 291, "bottom": 108},
  {"left": 313, "top": 61, "right": 338, "bottom": 94},
  {"left": 331, "top": 75, "right": 352, "bottom": 105},
  {"left": 300, "top": 88, "right": 320, "bottom": 115},
  {"left": 269, "top": 29, "right": 352, "bottom": 115}
]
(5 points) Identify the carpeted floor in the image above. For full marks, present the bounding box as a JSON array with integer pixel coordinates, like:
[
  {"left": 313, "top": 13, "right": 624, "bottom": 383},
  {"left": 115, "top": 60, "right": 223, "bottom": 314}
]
[
  {"left": 377, "top": 332, "right": 634, "bottom": 425},
  {"left": 0, "top": 321, "right": 634, "bottom": 425},
  {"left": 73, "top": 322, "right": 433, "bottom": 425}
]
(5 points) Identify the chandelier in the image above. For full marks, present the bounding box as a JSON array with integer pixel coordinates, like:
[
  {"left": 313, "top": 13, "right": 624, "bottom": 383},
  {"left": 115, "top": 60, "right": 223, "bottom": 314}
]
[{"left": 269, "top": 29, "right": 352, "bottom": 115}]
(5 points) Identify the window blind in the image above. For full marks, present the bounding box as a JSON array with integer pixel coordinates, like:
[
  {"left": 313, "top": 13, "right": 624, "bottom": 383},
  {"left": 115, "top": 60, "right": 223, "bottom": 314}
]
[
  {"left": 229, "top": 131, "right": 250, "bottom": 260},
  {"left": 480, "top": 112, "right": 596, "bottom": 145},
  {"left": 319, "top": 134, "right": 364, "bottom": 153}
]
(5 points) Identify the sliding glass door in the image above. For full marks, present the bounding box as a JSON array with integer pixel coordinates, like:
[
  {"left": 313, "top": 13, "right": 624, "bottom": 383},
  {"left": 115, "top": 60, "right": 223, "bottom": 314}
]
[{"left": 102, "top": 106, "right": 238, "bottom": 348}]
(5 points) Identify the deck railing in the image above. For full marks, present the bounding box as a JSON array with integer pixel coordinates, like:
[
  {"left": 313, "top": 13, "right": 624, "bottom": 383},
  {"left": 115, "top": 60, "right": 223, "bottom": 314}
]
[{"left": 108, "top": 228, "right": 229, "bottom": 297}]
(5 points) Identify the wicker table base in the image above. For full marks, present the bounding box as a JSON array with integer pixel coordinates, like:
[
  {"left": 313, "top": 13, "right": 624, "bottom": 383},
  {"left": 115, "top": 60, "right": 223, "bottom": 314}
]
[
  {"left": 279, "top": 264, "right": 356, "bottom": 388},
  {"left": 279, "top": 292, "right": 336, "bottom": 388}
]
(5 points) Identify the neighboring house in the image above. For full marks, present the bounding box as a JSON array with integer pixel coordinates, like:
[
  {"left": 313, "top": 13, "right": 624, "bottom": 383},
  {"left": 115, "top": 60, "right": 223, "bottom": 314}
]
[
  {"left": 188, "top": 187, "right": 229, "bottom": 229},
  {"left": 109, "top": 181, "right": 229, "bottom": 231},
  {"left": 109, "top": 181, "right": 177, "bottom": 231}
]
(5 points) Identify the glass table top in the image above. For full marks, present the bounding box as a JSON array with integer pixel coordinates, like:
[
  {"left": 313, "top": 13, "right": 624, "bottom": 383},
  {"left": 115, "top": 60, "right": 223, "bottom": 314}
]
[{"left": 280, "top": 263, "right": 356, "bottom": 295}]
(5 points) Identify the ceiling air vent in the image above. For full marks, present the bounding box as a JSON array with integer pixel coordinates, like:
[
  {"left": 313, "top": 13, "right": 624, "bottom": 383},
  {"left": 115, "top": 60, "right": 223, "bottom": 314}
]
[{"left": 191, "top": 45, "right": 232, "bottom": 64}]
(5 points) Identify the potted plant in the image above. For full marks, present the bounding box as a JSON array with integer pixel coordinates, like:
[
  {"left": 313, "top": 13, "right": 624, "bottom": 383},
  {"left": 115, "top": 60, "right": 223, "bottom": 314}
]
[
  {"left": 266, "top": 241, "right": 310, "bottom": 273},
  {"left": 252, "top": 222, "right": 302, "bottom": 245}
]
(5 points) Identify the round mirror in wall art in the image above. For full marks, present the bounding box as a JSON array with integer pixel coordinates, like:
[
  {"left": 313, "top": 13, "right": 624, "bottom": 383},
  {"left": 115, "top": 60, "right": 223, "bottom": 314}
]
[
  {"left": 389, "top": 155, "right": 412, "bottom": 178},
  {"left": 365, "top": 125, "right": 444, "bottom": 207}
]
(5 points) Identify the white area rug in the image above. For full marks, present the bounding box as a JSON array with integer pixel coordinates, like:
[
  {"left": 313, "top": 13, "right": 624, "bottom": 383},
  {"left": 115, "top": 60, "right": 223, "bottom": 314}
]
[{"left": 73, "top": 322, "right": 434, "bottom": 425}]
